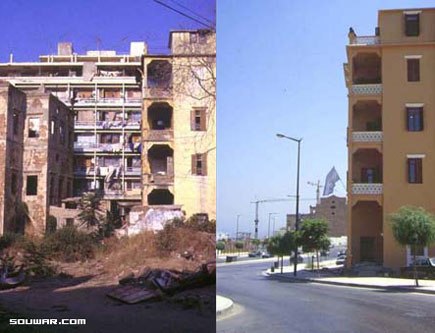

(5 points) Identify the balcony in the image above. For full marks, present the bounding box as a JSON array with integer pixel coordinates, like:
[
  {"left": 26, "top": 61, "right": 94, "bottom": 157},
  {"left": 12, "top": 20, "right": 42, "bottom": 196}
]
[
  {"left": 350, "top": 84, "right": 382, "bottom": 95},
  {"left": 352, "top": 131, "right": 382, "bottom": 143},
  {"left": 143, "top": 87, "right": 173, "bottom": 99},
  {"left": 350, "top": 36, "right": 380, "bottom": 46},
  {"left": 102, "top": 189, "right": 141, "bottom": 200},
  {"left": 352, "top": 183, "right": 383, "bottom": 195},
  {"left": 74, "top": 120, "right": 141, "bottom": 130},
  {"left": 145, "top": 130, "right": 173, "bottom": 142},
  {"left": 144, "top": 173, "right": 174, "bottom": 185}
]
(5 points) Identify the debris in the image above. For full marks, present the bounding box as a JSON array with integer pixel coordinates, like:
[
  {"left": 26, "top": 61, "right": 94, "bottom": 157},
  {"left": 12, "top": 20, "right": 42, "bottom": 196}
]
[
  {"left": 119, "top": 272, "right": 135, "bottom": 285},
  {"left": 0, "top": 266, "right": 26, "bottom": 288},
  {"left": 107, "top": 285, "right": 162, "bottom": 304},
  {"left": 106, "top": 261, "right": 216, "bottom": 304}
]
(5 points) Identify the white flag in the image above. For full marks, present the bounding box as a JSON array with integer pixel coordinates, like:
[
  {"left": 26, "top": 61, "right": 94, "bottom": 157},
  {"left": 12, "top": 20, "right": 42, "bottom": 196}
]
[{"left": 323, "top": 167, "right": 340, "bottom": 196}]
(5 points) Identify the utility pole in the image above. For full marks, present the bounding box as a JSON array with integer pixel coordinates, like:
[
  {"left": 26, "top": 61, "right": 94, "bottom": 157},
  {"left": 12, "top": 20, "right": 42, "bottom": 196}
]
[{"left": 308, "top": 180, "right": 323, "bottom": 205}]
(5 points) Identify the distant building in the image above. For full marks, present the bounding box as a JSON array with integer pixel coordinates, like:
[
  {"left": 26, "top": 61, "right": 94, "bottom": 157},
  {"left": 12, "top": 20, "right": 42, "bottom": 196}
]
[{"left": 287, "top": 195, "right": 347, "bottom": 237}]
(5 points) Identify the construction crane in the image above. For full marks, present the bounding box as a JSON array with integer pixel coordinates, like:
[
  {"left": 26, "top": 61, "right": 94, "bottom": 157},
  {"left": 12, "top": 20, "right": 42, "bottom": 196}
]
[
  {"left": 250, "top": 198, "right": 296, "bottom": 239},
  {"left": 307, "top": 180, "right": 323, "bottom": 205}
]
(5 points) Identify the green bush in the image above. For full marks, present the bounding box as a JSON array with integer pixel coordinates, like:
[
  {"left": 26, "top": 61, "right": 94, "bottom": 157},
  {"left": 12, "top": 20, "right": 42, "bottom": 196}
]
[
  {"left": 46, "top": 215, "right": 57, "bottom": 234},
  {"left": 155, "top": 224, "right": 177, "bottom": 253},
  {"left": 42, "top": 226, "right": 98, "bottom": 262},
  {"left": 216, "top": 242, "right": 225, "bottom": 251},
  {"left": 185, "top": 214, "right": 216, "bottom": 233},
  {"left": 0, "top": 232, "right": 23, "bottom": 250}
]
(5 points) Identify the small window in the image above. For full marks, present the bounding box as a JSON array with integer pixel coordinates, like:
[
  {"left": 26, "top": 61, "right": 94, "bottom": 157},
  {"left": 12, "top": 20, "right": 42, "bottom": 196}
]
[
  {"left": 51, "top": 120, "right": 55, "bottom": 135},
  {"left": 198, "top": 31, "right": 207, "bottom": 44},
  {"left": 26, "top": 175, "right": 38, "bottom": 195},
  {"left": 405, "top": 14, "right": 420, "bottom": 36},
  {"left": 60, "top": 123, "right": 65, "bottom": 144},
  {"left": 28, "top": 118, "right": 40, "bottom": 138},
  {"left": 11, "top": 173, "right": 17, "bottom": 195},
  {"left": 192, "top": 153, "right": 207, "bottom": 176},
  {"left": 13, "top": 112, "right": 19, "bottom": 135},
  {"left": 408, "top": 158, "right": 422, "bottom": 184},
  {"left": 407, "top": 107, "right": 423, "bottom": 131},
  {"left": 66, "top": 218, "right": 74, "bottom": 226},
  {"left": 191, "top": 109, "right": 206, "bottom": 131},
  {"left": 407, "top": 59, "right": 420, "bottom": 82}
]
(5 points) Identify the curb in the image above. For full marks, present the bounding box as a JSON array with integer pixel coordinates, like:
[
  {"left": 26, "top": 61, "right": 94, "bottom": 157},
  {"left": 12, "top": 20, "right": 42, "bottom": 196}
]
[
  {"left": 216, "top": 295, "right": 234, "bottom": 318},
  {"left": 265, "top": 272, "right": 435, "bottom": 295}
]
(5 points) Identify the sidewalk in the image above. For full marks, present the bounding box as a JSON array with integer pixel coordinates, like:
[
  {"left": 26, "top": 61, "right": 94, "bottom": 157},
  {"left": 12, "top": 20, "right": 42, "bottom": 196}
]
[
  {"left": 266, "top": 262, "right": 435, "bottom": 295},
  {"left": 216, "top": 295, "right": 234, "bottom": 317}
]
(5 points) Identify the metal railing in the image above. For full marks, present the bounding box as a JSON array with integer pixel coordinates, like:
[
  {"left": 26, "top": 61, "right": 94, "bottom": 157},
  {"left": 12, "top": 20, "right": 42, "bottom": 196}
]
[
  {"left": 351, "top": 36, "right": 380, "bottom": 45},
  {"left": 350, "top": 84, "right": 382, "bottom": 95},
  {"left": 352, "top": 183, "right": 383, "bottom": 195},
  {"left": 74, "top": 120, "right": 141, "bottom": 129},
  {"left": 352, "top": 131, "right": 383, "bottom": 142}
]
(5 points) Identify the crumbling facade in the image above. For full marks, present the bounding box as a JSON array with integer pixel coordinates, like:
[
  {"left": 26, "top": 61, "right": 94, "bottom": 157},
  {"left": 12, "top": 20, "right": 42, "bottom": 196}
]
[
  {"left": 0, "top": 29, "right": 216, "bottom": 234},
  {"left": 0, "top": 82, "right": 73, "bottom": 234},
  {"left": 345, "top": 8, "right": 435, "bottom": 268},
  {"left": 142, "top": 30, "right": 216, "bottom": 219}
]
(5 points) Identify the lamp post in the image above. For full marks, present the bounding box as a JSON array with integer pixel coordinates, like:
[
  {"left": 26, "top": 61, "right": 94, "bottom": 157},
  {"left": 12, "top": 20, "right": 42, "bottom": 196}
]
[
  {"left": 236, "top": 214, "right": 241, "bottom": 241},
  {"left": 277, "top": 133, "right": 302, "bottom": 277},
  {"left": 268, "top": 213, "right": 277, "bottom": 239}
]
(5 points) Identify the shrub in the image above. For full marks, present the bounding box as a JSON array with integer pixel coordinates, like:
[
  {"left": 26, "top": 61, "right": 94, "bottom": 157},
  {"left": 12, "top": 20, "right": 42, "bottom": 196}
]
[
  {"left": 41, "top": 226, "right": 98, "bottom": 262},
  {"left": 0, "top": 232, "right": 23, "bottom": 251},
  {"left": 216, "top": 242, "right": 225, "bottom": 251},
  {"left": 155, "top": 223, "right": 178, "bottom": 254},
  {"left": 46, "top": 215, "right": 57, "bottom": 234},
  {"left": 23, "top": 241, "right": 55, "bottom": 277},
  {"left": 185, "top": 214, "right": 216, "bottom": 233}
]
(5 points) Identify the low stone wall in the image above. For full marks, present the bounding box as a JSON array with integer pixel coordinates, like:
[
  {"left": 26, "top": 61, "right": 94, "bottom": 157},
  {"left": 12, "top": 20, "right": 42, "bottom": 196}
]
[{"left": 49, "top": 205, "right": 80, "bottom": 228}]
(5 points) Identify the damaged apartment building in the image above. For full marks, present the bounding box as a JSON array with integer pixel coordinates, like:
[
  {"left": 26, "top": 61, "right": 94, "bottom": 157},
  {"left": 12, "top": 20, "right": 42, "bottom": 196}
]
[{"left": 0, "top": 29, "right": 216, "bottom": 235}]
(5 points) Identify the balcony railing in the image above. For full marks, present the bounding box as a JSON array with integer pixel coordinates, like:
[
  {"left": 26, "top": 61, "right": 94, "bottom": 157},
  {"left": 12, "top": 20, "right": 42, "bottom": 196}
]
[
  {"left": 350, "top": 36, "right": 380, "bottom": 46},
  {"left": 145, "top": 129, "right": 174, "bottom": 141},
  {"left": 350, "top": 84, "right": 382, "bottom": 95},
  {"left": 74, "top": 120, "right": 141, "bottom": 130},
  {"left": 73, "top": 142, "right": 139, "bottom": 153},
  {"left": 64, "top": 97, "right": 142, "bottom": 106},
  {"left": 352, "top": 183, "right": 383, "bottom": 195},
  {"left": 125, "top": 167, "right": 142, "bottom": 175},
  {"left": 352, "top": 131, "right": 383, "bottom": 143}
]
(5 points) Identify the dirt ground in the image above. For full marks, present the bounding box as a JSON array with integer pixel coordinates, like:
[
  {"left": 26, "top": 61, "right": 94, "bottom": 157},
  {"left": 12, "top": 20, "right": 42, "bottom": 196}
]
[{"left": 0, "top": 262, "right": 215, "bottom": 332}]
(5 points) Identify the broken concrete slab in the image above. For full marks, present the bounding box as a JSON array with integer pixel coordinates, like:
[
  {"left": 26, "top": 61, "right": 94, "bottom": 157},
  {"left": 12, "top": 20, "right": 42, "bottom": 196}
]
[{"left": 107, "top": 285, "right": 161, "bottom": 304}]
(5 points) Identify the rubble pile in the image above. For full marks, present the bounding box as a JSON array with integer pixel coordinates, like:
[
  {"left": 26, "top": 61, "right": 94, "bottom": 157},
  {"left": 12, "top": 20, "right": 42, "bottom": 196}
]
[{"left": 107, "top": 261, "right": 216, "bottom": 304}]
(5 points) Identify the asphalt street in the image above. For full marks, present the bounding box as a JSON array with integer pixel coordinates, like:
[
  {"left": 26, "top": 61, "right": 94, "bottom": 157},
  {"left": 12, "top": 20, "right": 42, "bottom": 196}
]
[{"left": 217, "top": 261, "right": 435, "bottom": 333}]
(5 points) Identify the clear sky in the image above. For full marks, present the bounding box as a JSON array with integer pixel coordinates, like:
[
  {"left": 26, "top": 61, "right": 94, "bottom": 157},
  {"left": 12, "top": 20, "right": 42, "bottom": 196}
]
[
  {"left": 217, "top": 0, "right": 434, "bottom": 238},
  {"left": 0, "top": 0, "right": 215, "bottom": 61}
]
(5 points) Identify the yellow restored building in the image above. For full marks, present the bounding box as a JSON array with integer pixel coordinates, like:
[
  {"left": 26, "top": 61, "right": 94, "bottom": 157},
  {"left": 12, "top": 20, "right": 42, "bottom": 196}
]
[
  {"left": 142, "top": 30, "right": 216, "bottom": 219},
  {"left": 345, "top": 8, "right": 435, "bottom": 268}
]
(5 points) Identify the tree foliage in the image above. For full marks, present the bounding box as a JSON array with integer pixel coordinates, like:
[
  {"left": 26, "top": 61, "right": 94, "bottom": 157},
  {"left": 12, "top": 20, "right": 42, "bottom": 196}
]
[
  {"left": 298, "top": 219, "right": 330, "bottom": 270},
  {"left": 390, "top": 206, "right": 435, "bottom": 286},
  {"left": 267, "top": 232, "right": 297, "bottom": 273}
]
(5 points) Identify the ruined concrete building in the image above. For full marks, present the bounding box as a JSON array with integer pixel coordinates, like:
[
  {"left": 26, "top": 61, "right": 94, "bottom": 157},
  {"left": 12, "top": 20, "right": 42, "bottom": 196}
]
[
  {"left": 0, "top": 82, "right": 73, "bottom": 234},
  {"left": 0, "top": 29, "right": 216, "bottom": 234}
]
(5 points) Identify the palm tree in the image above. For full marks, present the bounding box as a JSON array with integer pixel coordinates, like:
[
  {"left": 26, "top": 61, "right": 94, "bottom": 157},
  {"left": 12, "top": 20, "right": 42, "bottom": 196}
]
[
  {"left": 390, "top": 206, "right": 435, "bottom": 286},
  {"left": 77, "top": 192, "right": 104, "bottom": 231}
]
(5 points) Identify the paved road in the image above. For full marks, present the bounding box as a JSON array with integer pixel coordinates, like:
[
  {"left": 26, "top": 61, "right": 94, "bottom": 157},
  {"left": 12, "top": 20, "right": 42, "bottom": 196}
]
[{"left": 217, "top": 262, "right": 435, "bottom": 333}]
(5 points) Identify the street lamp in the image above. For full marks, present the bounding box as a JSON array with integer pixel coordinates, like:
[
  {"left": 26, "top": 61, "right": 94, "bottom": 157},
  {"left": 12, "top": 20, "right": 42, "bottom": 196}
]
[
  {"left": 268, "top": 213, "right": 277, "bottom": 239},
  {"left": 277, "top": 133, "right": 302, "bottom": 277},
  {"left": 236, "top": 214, "right": 241, "bottom": 241}
]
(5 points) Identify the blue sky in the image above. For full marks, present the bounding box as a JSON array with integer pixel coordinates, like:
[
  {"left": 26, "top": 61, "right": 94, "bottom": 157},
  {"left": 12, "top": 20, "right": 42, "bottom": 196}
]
[
  {"left": 217, "top": 0, "right": 434, "bottom": 238},
  {"left": 0, "top": 0, "right": 215, "bottom": 61}
]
